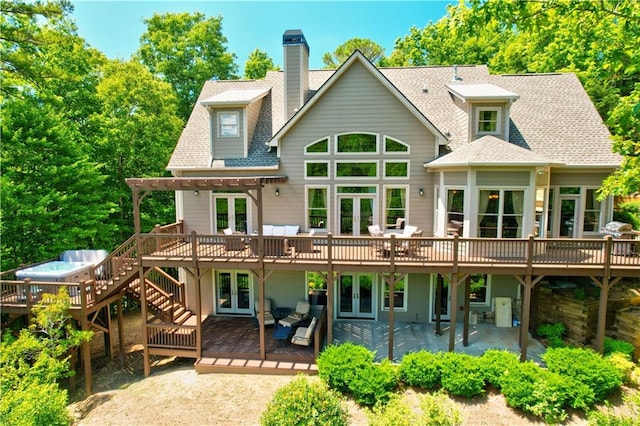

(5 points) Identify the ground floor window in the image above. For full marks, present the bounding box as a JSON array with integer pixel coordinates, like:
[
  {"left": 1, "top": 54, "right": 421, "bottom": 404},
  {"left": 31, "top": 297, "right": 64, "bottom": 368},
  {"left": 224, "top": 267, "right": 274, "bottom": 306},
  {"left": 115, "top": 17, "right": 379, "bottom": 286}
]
[
  {"left": 583, "top": 188, "right": 601, "bottom": 233},
  {"left": 384, "top": 187, "right": 406, "bottom": 229},
  {"left": 382, "top": 275, "right": 407, "bottom": 311},
  {"left": 469, "top": 274, "right": 490, "bottom": 304},
  {"left": 306, "top": 271, "right": 327, "bottom": 306}
]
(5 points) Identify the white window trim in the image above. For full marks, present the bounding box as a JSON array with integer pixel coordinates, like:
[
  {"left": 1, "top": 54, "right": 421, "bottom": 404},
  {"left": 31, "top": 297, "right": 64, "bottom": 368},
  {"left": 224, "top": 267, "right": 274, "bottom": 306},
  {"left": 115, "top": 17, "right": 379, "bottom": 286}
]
[
  {"left": 217, "top": 111, "right": 240, "bottom": 138},
  {"left": 304, "top": 136, "right": 330, "bottom": 154},
  {"left": 334, "top": 132, "right": 379, "bottom": 155},
  {"left": 381, "top": 276, "right": 408, "bottom": 312},
  {"left": 476, "top": 107, "right": 501, "bottom": 135},
  {"left": 383, "top": 135, "right": 410, "bottom": 154},
  {"left": 304, "top": 160, "right": 330, "bottom": 180},
  {"left": 334, "top": 160, "right": 379, "bottom": 180},
  {"left": 383, "top": 160, "right": 410, "bottom": 179},
  {"left": 383, "top": 185, "right": 409, "bottom": 228},
  {"left": 305, "top": 185, "right": 330, "bottom": 232},
  {"left": 583, "top": 187, "right": 603, "bottom": 236},
  {"left": 476, "top": 187, "right": 527, "bottom": 238}
]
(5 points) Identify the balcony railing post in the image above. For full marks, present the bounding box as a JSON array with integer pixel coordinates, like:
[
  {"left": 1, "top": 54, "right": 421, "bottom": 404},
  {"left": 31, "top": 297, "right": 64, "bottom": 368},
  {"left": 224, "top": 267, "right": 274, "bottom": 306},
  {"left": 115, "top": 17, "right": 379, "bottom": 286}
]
[{"left": 526, "top": 234, "right": 534, "bottom": 275}]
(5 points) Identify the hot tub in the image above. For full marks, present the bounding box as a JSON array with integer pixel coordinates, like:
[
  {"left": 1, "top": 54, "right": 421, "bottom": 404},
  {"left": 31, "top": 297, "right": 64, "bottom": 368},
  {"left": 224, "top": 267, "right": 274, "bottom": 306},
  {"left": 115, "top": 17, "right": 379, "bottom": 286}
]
[{"left": 16, "top": 261, "right": 93, "bottom": 283}]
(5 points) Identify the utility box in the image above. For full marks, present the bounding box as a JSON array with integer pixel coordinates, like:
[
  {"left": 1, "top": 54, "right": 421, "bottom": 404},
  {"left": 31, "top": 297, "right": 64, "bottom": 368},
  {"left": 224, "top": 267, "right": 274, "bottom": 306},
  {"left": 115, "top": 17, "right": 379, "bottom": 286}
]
[{"left": 494, "top": 297, "right": 512, "bottom": 328}]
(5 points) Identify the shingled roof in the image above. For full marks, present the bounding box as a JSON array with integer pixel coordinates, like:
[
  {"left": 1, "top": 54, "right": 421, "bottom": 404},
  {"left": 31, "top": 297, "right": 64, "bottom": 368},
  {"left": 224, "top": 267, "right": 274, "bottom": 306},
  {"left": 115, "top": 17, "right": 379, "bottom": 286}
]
[{"left": 168, "top": 58, "right": 618, "bottom": 171}]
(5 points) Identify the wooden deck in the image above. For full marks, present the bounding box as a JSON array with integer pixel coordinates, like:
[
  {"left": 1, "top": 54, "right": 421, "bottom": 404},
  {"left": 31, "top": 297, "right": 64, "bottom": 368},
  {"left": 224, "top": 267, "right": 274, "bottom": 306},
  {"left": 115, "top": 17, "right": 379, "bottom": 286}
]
[{"left": 139, "top": 233, "right": 640, "bottom": 277}]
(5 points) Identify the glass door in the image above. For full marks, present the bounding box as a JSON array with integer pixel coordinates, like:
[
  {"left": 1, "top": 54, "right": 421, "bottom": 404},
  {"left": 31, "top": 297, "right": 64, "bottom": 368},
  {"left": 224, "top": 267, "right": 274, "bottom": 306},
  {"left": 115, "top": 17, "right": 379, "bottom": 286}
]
[
  {"left": 339, "top": 196, "right": 375, "bottom": 236},
  {"left": 431, "top": 275, "right": 451, "bottom": 321},
  {"left": 558, "top": 197, "right": 578, "bottom": 238},
  {"left": 216, "top": 271, "right": 253, "bottom": 314},
  {"left": 214, "top": 195, "right": 248, "bottom": 233},
  {"left": 337, "top": 273, "right": 375, "bottom": 319}
]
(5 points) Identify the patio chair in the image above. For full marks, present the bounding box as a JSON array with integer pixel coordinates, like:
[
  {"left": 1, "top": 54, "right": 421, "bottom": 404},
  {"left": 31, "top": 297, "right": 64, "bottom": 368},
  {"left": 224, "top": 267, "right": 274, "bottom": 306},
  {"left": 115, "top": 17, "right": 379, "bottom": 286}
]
[
  {"left": 291, "top": 317, "right": 317, "bottom": 347},
  {"left": 399, "top": 229, "right": 423, "bottom": 257},
  {"left": 223, "top": 228, "right": 246, "bottom": 251},
  {"left": 254, "top": 298, "right": 275, "bottom": 326},
  {"left": 278, "top": 300, "right": 310, "bottom": 327},
  {"left": 368, "top": 225, "right": 386, "bottom": 254},
  {"left": 388, "top": 217, "right": 405, "bottom": 230}
]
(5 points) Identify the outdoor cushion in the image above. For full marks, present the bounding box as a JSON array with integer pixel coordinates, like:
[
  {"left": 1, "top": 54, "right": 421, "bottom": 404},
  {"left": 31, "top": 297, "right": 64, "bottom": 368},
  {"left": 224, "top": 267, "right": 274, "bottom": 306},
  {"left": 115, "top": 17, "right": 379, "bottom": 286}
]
[
  {"left": 262, "top": 225, "right": 273, "bottom": 235},
  {"left": 272, "top": 225, "right": 286, "bottom": 236},
  {"left": 403, "top": 225, "right": 418, "bottom": 236},
  {"left": 279, "top": 300, "right": 310, "bottom": 327},
  {"left": 285, "top": 225, "right": 299, "bottom": 236}
]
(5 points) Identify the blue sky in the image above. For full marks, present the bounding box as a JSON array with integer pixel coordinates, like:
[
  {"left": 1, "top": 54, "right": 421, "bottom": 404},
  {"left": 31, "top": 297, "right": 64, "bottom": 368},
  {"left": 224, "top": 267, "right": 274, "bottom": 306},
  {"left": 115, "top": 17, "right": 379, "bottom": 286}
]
[{"left": 71, "top": 1, "right": 453, "bottom": 72}]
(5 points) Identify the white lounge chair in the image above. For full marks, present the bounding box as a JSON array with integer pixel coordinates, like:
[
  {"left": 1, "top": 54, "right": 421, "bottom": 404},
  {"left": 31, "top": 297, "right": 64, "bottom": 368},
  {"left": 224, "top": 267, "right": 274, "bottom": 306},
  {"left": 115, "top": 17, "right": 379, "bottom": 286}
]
[
  {"left": 278, "top": 300, "right": 310, "bottom": 327},
  {"left": 254, "top": 298, "right": 275, "bottom": 326},
  {"left": 291, "top": 317, "right": 317, "bottom": 347}
]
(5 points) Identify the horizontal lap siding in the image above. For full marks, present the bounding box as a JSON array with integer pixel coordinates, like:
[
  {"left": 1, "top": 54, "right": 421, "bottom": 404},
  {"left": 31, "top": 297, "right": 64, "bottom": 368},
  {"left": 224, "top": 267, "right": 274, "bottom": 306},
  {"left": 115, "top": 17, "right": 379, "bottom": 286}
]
[
  {"left": 275, "top": 61, "right": 438, "bottom": 234},
  {"left": 212, "top": 107, "right": 244, "bottom": 159},
  {"left": 477, "top": 171, "right": 530, "bottom": 186},
  {"left": 550, "top": 172, "right": 610, "bottom": 186}
]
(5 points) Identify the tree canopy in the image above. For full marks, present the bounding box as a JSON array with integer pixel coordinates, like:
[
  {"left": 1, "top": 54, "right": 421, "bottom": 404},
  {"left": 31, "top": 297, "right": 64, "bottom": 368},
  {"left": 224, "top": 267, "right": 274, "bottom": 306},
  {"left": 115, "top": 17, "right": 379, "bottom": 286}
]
[
  {"left": 136, "top": 12, "right": 239, "bottom": 121},
  {"left": 244, "top": 48, "right": 279, "bottom": 79},
  {"left": 322, "top": 37, "right": 386, "bottom": 69}
]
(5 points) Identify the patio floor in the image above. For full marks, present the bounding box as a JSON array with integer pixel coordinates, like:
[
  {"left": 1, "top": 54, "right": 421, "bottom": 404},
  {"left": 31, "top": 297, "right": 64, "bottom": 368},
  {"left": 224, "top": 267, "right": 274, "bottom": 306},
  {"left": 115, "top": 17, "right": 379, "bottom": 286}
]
[
  {"left": 200, "top": 315, "right": 547, "bottom": 364},
  {"left": 332, "top": 320, "right": 547, "bottom": 362}
]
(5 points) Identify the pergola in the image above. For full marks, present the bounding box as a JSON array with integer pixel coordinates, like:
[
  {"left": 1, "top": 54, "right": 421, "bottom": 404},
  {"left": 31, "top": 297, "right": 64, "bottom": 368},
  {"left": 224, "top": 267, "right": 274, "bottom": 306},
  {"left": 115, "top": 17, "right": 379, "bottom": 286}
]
[{"left": 126, "top": 176, "right": 288, "bottom": 374}]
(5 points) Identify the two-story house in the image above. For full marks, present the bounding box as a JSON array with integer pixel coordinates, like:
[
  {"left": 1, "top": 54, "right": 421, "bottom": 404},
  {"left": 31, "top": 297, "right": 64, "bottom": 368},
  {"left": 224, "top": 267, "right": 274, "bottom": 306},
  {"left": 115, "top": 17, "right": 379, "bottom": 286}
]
[{"left": 125, "top": 29, "right": 632, "bottom": 374}]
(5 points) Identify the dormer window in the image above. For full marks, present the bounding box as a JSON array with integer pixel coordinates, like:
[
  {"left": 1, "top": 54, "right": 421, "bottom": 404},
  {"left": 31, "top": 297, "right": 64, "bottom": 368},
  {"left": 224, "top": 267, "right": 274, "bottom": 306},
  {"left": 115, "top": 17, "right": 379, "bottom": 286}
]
[
  {"left": 218, "top": 111, "right": 239, "bottom": 138},
  {"left": 476, "top": 107, "right": 500, "bottom": 135}
]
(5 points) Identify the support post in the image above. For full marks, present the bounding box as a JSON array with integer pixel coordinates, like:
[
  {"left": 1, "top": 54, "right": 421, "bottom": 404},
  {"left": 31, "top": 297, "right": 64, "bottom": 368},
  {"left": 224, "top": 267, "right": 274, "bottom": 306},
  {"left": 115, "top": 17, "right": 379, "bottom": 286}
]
[
  {"left": 117, "top": 298, "right": 125, "bottom": 369},
  {"left": 80, "top": 281, "right": 92, "bottom": 396},
  {"left": 435, "top": 274, "right": 443, "bottom": 336},
  {"left": 463, "top": 276, "right": 471, "bottom": 346},
  {"left": 520, "top": 275, "right": 532, "bottom": 362},
  {"left": 448, "top": 274, "right": 459, "bottom": 352}
]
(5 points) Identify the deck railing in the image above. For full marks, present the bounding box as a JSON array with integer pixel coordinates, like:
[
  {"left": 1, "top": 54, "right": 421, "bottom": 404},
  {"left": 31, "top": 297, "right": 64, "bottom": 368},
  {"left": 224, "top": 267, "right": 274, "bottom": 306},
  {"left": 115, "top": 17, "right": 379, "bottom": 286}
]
[
  {"left": 147, "top": 323, "right": 197, "bottom": 350},
  {"left": 137, "top": 231, "right": 640, "bottom": 270}
]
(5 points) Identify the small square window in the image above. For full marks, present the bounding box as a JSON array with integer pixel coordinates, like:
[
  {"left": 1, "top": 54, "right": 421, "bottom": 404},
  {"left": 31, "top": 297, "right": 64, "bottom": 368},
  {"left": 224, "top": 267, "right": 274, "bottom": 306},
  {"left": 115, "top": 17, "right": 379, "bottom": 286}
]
[
  {"left": 218, "top": 112, "right": 239, "bottom": 138},
  {"left": 476, "top": 108, "right": 500, "bottom": 134}
]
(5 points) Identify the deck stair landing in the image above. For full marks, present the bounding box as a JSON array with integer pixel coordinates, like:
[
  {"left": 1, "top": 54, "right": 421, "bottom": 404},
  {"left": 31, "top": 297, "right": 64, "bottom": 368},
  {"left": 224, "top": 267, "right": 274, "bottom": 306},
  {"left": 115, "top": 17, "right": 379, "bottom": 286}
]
[{"left": 194, "top": 357, "right": 318, "bottom": 375}]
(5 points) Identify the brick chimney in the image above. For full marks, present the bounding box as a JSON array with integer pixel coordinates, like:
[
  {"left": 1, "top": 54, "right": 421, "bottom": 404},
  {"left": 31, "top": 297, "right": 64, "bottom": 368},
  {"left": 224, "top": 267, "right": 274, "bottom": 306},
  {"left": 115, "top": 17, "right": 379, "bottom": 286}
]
[{"left": 283, "top": 29, "right": 309, "bottom": 121}]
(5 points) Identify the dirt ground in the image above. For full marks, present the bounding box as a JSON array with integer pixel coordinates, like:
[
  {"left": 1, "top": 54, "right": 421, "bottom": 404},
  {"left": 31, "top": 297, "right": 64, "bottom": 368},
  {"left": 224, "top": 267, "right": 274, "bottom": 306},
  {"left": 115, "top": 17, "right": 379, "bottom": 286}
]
[{"left": 67, "top": 309, "right": 638, "bottom": 426}]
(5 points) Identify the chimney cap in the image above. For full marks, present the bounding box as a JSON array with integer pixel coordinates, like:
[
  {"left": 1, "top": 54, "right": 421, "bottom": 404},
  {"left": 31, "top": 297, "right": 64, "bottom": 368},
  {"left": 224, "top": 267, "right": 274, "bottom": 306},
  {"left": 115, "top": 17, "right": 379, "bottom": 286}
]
[{"left": 283, "top": 29, "right": 309, "bottom": 52}]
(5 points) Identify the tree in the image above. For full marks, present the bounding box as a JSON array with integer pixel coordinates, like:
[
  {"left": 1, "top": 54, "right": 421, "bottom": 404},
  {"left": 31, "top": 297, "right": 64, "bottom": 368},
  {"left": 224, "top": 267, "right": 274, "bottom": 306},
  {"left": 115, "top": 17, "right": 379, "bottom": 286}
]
[
  {"left": 90, "top": 60, "right": 183, "bottom": 241},
  {"left": 322, "top": 37, "right": 386, "bottom": 69},
  {"left": 137, "top": 12, "right": 239, "bottom": 121},
  {"left": 0, "top": 289, "right": 92, "bottom": 425},
  {"left": 0, "top": 96, "right": 116, "bottom": 270},
  {"left": 600, "top": 85, "right": 640, "bottom": 197},
  {"left": 244, "top": 48, "right": 279, "bottom": 79}
]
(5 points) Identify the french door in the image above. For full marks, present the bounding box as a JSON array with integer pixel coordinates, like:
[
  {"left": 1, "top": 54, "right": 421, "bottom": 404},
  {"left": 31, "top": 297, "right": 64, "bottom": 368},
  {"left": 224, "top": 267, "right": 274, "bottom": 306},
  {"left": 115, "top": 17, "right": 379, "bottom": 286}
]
[
  {"left": 213, "top": 195, "right": 249, "bottom": 233},
  {"left": 431, "top": 275, "right": 451, "bottom": 321},
  {"left": 337, "top": 273, "right": 376, "bottom": 319},
  {"left": 216, "top": 271, "right": 252, "bottom": 314},
  {"left": 339, "top": 196, "right": 376, "bottom": 236},
  {"left": 558, "top": 196, "right": 578, "bottom": 238}
]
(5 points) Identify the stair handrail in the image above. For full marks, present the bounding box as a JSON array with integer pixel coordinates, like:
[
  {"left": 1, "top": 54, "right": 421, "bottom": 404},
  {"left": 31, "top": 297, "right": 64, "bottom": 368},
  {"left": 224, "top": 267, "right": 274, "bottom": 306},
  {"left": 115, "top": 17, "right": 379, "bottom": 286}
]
[
  {"left": 148, "top": 267, "right": 184, "bottom": 306},
  {"left": 143, "top": 277, "right": 176, "bottom": 322}
]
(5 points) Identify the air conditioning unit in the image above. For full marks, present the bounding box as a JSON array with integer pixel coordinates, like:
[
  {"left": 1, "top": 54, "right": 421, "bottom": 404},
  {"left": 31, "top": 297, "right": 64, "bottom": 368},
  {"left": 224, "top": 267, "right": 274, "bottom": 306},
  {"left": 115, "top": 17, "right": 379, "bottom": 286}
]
[{"left": 493, "top": 297, "right": 512, "bottom": 328}]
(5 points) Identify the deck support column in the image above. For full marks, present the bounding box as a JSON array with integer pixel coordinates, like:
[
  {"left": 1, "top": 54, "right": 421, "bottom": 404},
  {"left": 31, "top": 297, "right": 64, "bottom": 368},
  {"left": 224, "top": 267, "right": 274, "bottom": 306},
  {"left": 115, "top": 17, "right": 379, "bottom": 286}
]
[
  {"left": 80, "top": 281, "right": 92, "bottom": 396},
  {"left": 191, "top": 232, "right": 203, "bottom": 360},
  {"left": 117, "top": 298, "right": 125, "bottom": 368},
  {"left": 594, "top": 236, "right": 614, "bottom": 354},
  {"left": 435, "top": 275, "right": 443, "bottom": 336},
  {"left": 462, "top": 276, "right": 470, "bottom": 347},
  {"left": 326, "top": 266, "right": 334, "bottom": 345},
  {"left": 105, "top": 305, "right": 113, "bottom": 360},
  {"left": 519, "top": 275, "right": 533, "bottom": 362}
]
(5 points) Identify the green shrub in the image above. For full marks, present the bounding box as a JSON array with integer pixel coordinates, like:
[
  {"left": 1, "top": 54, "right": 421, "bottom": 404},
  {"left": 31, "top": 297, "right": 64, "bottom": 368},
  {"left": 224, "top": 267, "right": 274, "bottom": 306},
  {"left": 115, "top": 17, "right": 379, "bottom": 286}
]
[
  {"left": 419, "top": 391, "right": 463, "bottom": 426},
  {"left": 438, "top": 352, "right": 485, "bottom": 397},
  {"left": 368, "top": 392, "right": 463, "bottom": 426},
  {"left": 543, "top": 347, "right": 623, "bottom": 401},
  {"left": 368, "top": 395, "right": 417, "bottom": 426},
  {"left": 317, "top": 343, "right": 374, "bottom": 393},
  {"left": 260, "top": 376, "right": 349, "bottom": 426},
  {"left": 501, "top": 361, "right": 594, "bottom": 423},
  {"left": 604, "top": 337, "right": 635, "bottom": 359},
  {"left": 607, "top": 353, "right": 636, "bottom": 384},
  {"left": 537, "top": 322, "right": 567, "bottom": 348},
  {"left": 399, "top": 350, "right": 441, "bottom": 389},
  {"left": 588, "top": 391, "right": 640, "bottom": 426},
  {"left": 349, "top": 359, "right": 399, "bottom": 406},
  {"left": 0, "top": 382, "right": 71, "bottom": 426},
  {"left": 480, "top": 349, "right": 520, "bottom": 389}
]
